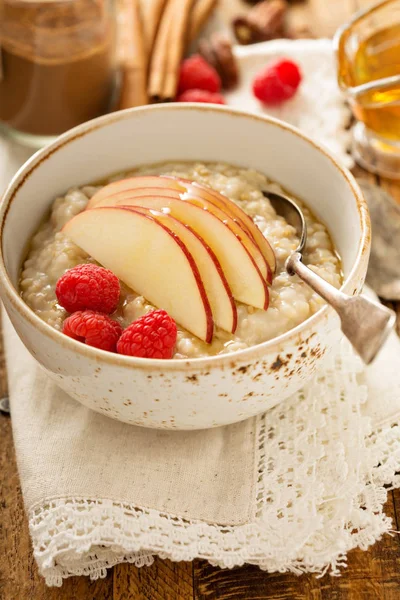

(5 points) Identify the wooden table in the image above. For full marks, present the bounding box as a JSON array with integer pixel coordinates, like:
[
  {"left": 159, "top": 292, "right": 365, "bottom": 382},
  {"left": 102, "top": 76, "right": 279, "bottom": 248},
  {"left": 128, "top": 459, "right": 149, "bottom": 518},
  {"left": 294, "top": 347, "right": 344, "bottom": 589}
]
[{"left": 1, "top": 1, "right": 400, "bottom": 598}]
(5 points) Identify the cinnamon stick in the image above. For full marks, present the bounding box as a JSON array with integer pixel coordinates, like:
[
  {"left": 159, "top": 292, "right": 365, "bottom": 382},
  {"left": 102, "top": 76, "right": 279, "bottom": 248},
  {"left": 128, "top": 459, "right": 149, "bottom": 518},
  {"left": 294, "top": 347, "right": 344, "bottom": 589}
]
[
  {"left": 163, "top": 0, "right": 194, "bottom": 99},
  {"left": 188, "top": 0, "right": 218, "bottom": 46},
  {"left": 141, "top": 0, "right": 167, "bottom": 52},
  {"left": 149, "top": 0, "right": 194, "bottom": 100},
  {"left": 118, "top": 0, "right": 148, "bottom": 109},
  {"left": 148, "top": 0, "right": 174, "bottom": 99}
]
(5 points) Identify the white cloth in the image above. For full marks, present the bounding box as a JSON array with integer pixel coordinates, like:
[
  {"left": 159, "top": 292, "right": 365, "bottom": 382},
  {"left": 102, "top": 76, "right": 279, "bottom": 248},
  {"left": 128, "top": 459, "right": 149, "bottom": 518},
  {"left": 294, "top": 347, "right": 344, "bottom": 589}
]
[
  {"left": 3, "top": 41, "right": 399, "bottom": 587},
  {"left": 227, "top": 40, "right": 353, "bottom": 169},
  {"left": 4, "top": 308, "right": 400, "bottom": 585}
]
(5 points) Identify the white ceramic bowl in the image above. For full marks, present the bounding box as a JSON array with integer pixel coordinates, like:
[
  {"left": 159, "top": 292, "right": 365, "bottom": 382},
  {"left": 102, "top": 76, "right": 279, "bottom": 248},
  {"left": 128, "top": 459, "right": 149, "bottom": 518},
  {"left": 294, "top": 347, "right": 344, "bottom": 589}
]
[{"left": 0, "top": 105, "right": 370, "bottom": 429}]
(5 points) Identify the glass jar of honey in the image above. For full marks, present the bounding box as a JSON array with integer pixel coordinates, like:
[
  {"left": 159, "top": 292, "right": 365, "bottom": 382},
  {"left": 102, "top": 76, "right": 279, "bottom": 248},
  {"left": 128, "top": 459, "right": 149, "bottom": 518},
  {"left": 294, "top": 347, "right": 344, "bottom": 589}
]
[
  {"left": 0, "top": 0, "right": 118, "bottom": 148},
  {"left": 334, "top": 0, "right": 400, "bottom": 179}
]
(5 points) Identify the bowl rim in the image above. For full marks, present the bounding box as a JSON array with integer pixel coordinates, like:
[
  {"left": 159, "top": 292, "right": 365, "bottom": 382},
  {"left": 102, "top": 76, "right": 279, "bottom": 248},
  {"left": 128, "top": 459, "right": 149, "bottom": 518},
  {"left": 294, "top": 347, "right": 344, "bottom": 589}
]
[{"left": 0, "top": 103, "right": 370, "bottom": 371}]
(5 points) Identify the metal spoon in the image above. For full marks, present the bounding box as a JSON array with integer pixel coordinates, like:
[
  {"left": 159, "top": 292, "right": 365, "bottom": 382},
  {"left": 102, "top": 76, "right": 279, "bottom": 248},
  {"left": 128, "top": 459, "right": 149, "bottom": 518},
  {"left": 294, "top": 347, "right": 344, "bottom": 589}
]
[{"left": 263, "top": 190, "right": 396, "bottom": 364}]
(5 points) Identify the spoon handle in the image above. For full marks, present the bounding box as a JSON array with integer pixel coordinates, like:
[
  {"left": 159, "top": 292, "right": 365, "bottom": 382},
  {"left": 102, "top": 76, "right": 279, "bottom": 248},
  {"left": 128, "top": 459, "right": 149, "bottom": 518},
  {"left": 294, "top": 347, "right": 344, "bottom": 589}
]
[{"left": 287, "top": 252, "right": 396, "bottom": 364}]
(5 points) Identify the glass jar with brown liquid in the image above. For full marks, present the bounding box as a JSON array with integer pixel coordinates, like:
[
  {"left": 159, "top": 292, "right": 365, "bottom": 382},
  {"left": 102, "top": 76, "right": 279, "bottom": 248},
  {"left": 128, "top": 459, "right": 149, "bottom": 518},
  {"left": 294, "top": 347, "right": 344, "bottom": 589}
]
[
  {"left": 334, "top": 0, "right": 400, "bottom": 179},
  {"left": 0, "top": 0, "right": 118, "bottom": 148}
]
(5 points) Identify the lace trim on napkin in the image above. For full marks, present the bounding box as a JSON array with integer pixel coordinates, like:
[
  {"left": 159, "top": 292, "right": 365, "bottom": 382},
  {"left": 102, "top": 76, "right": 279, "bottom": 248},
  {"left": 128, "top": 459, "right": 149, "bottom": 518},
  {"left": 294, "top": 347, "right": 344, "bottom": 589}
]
[{"left": 28, "top": 342, "right": 399, "bottom": 587}]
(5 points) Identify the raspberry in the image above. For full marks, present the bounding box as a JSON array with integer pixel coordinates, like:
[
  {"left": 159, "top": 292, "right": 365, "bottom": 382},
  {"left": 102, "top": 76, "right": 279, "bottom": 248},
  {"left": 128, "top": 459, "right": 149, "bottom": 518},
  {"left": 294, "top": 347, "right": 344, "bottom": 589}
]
[
  {"left": 117, "top": 309, "right": 177, "bottom": 359},
  {"left": 178, "top": 54, "right": 221, "bottom": 94},
  {"left": 56, "top": 264, "right": 120, "bottom": 314},
  {"left": 252, "top": 59, "right": 302, "bottom": 105},
  {"left": 63, "top": 311, "right": 122, "bottom": 352},
  {"left": 176, "top": 89, "right": 226, "bottom": 104}
]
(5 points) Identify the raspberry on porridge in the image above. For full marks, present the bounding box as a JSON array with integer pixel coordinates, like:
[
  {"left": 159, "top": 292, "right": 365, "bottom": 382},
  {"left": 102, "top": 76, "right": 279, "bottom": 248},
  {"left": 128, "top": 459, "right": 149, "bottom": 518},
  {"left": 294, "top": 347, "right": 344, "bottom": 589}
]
[{"left": 19, "top": 162, "right": 342, "bottom": 359}]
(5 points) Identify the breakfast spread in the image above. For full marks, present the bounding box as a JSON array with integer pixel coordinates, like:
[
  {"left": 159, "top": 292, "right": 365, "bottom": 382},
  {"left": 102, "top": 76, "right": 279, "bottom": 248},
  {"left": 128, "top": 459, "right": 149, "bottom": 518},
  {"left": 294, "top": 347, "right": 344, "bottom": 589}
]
[
  {"left": 20, "top": 162, "right": 342, "bottom": 359},
  {"left": 119, "top": 0, "right": 306, "bottom": 109},
  {"left": 0, "top": 0, "right": 305, "bottom": 140},
  {"left": 174, "top": 52, "right": 302, "bottom": 106}
]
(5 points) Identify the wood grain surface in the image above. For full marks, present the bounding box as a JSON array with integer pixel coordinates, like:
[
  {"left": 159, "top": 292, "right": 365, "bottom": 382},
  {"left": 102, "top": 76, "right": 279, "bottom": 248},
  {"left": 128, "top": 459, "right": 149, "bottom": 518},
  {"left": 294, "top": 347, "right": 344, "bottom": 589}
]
[{"left": 1, "top": 0, "right": 400, "bottom": 598}]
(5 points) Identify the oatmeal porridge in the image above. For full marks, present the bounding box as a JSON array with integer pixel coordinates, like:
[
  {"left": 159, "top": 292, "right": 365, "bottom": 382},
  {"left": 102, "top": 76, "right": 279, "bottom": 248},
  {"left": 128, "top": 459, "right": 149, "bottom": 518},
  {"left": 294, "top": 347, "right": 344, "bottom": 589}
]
[{"left": 20, "top": 162, "right": 342, "bottom": 359}]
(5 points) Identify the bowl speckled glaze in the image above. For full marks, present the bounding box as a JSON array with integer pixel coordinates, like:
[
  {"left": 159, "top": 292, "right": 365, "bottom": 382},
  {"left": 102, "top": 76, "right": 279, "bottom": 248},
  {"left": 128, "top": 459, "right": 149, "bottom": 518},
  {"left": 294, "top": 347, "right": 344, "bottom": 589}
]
[{"left": 0, "top": 105, "right": 370, "bottom": 429}]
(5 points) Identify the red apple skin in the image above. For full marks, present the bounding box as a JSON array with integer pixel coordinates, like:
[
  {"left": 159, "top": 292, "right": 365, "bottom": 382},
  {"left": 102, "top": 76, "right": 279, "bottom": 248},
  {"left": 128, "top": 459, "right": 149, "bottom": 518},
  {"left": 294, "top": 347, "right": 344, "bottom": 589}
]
[
  {"left": 131, "top": 206, "right": 238, "bottom": 334},
  {"left": 88, "top": 175, "right": 276, "bottom": 278},
  {"left": 184, "top": 191, "right": 273, "bottom": 285},
  {"left": 131, "top": 185, "right": 273, "bottom": 284},
  {"left": 184, "top": 227, "right": 238, "bottom": 333},
  {"left": 165, "top": 176, "right": 277, "bottom": 276},
  {"left": 89, "top": 190, "right": 269, "bottom": 309},
  {"left": 87, "top": 176, "right": 178, "bottom": 207},
  {"left": 89, "top": 186, "right": 180, "bottom": 207},
  {"left": 117, "top": 208, "right": 214, "bottom": 343},
  {"left": 91, "top": 185, "right": 270, "bottom": 282},
  {"left": 64, "top": 207, "right": 215, "bottom": 344},
  {"left": 245, "top": 251, "right": 269, "bottom": 310},
  {"left": 93, "top": 194, "right": 270, "bottom": 310}
]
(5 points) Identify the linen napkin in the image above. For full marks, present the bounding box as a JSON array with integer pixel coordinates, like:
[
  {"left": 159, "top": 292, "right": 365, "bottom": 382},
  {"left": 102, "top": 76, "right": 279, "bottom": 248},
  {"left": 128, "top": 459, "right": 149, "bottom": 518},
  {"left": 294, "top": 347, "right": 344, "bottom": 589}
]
[
  {"left": 4, "top": 304, "right": 400, "bottom": 586},
  {"left": 3, "top": 40, "right": 400, "bottom": 586}
]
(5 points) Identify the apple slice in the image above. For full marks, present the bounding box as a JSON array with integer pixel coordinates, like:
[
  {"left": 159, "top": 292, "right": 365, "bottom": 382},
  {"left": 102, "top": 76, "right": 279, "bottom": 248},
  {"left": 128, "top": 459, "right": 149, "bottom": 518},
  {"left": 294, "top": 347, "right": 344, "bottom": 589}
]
[
  {"left": 173, "top": 178, "right": 277, "bottom": 275},
  {"left": 87, "top": 185, "right": 180, "bottom": 209},
  {"left": 94, "top": 187, "right": 269, "bottom": 280},
  {"left": 153, "top": 175, "right": 277, "bottom": 275},
  {"left": 175, "top": 193, "right": 269, "bottom": 281},
  {"left": 63, "top": 207, "right": 214, "bottom": 343},
  {"left": 131, "top": 206, "right": 237, "bottom": 333},
  {"left": 92, "top": 194, "right": 269, "bottom": 310},
  {"left": 88, "top": 176, "right": 182, "bottom": 208},
  {"left": 88, "top": 175, "right": 277, "bottom": 275}
]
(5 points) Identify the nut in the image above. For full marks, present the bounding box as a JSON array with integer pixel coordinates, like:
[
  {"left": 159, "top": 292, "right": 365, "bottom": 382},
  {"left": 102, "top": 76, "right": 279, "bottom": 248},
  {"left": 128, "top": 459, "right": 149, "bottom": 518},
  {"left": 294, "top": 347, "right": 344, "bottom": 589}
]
[
  {"left": 232, "top": 0, "right": 288, "bottom": 45},
  {"left": 199, "top": 34, "right": 239, "bottom": 90}
]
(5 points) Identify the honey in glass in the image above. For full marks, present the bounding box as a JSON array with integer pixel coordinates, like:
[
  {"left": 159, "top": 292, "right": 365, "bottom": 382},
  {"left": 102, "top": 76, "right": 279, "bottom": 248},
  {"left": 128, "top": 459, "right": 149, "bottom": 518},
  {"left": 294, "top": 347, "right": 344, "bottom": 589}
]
[{"left": 335, "top": 1, "right": 400, "bottom": 179}]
